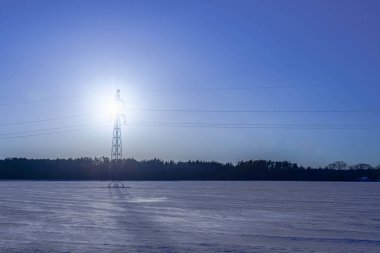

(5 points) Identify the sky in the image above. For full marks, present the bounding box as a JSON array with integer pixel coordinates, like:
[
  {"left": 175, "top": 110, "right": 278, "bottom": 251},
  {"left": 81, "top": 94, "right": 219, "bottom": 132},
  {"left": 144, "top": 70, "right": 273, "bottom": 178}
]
[{"left": 0, "top": 0, "right": 380, "bottom": 167}]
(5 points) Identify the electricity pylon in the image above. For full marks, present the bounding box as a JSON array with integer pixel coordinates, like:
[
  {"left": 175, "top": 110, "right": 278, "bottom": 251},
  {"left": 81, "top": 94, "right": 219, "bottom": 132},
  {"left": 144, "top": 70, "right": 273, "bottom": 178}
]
[{"left": 108, "top": 89, "right": 126, "bottom": 188}]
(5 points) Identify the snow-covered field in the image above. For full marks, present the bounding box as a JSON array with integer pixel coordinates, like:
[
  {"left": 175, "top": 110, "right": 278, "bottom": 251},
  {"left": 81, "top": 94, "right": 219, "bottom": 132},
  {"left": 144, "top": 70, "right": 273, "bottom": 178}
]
[{"left": 0, "top": 181, "right": 379, "bottom": 253}]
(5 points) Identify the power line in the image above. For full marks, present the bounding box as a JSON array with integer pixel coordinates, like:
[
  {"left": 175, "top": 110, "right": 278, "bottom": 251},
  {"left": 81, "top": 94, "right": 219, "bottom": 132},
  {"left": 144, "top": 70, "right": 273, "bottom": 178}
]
[
  {"left": 2, "top": 121, "right": 379, "bottom": 140},
  {"left": 0, "top": 125, "right": 110, "bottom": 140},
  {"left": 0, "top": 122, "right": 111, "bottom": 136},
  {"left": 2, "top": 108, "right": 379, "bottom": 128},
  {"left": 0, "top": 113, "right": 99, "bottom": 127},
  {"left": 129, "top": 108, "right": 380, "bottom": 113},
  {"left": 129, "top": 121, "right": 380, "bottom": 127},
  {"left": 0, "top": 94, "right": 88, "bottom": 106},
  {"left": 132, "top": 83, "right": 380, "bottom": 92},
  {"left": 125, "top": 122, "right": 380, "bottom": 129},
  {"left": 1, "top": 82, "right": 379, "bottom": 106}
]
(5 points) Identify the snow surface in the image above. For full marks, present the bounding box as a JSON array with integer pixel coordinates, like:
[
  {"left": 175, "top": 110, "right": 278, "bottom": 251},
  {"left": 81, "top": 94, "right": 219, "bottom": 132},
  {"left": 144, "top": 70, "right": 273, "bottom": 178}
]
[{"left": 0, "top": 181, "right": 379, "bottom": 252}]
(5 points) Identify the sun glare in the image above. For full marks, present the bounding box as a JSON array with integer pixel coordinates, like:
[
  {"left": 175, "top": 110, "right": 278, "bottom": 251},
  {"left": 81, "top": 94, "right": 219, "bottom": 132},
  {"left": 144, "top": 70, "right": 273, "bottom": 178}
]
[
  {"left": 85, "top": 83, "right": 143, "bottom": 125},
  {"left": 105, "top": 99, "right": 122, "bottom": 118}
]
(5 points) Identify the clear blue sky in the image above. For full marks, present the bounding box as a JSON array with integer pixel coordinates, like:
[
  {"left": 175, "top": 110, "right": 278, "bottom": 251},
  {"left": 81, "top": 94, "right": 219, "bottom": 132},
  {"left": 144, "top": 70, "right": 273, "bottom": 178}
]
[{"left": 0, "top": 0, "right": 379, "bottom": 166}]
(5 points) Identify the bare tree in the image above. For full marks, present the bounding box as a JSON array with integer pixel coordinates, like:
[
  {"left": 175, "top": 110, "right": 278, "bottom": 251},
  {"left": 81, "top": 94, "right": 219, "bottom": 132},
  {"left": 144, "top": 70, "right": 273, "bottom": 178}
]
[
  {"left": 327, "top": 161, "right": 347, "bottom": 170},
  {"left": 350, "top": 163, "right": 373, "bottom": 170}
]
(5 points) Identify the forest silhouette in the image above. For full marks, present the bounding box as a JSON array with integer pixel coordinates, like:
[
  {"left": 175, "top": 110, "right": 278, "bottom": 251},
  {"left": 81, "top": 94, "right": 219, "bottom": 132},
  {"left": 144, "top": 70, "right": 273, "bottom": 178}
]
[{"left": 0, "top": 158, "right": 379, "bottom": 181}]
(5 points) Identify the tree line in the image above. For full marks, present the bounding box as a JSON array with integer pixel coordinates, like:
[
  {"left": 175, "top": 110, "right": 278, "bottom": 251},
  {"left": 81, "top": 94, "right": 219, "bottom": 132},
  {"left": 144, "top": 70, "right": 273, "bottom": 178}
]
[{"left": 0, "top": 158, "right": 379, "bottom": 181}]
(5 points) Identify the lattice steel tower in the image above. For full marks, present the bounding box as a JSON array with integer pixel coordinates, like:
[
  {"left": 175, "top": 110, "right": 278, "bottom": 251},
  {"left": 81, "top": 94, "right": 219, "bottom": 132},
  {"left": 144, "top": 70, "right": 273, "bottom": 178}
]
[{"left": 108, "top": 89, "right": 126, "bottom": 188}]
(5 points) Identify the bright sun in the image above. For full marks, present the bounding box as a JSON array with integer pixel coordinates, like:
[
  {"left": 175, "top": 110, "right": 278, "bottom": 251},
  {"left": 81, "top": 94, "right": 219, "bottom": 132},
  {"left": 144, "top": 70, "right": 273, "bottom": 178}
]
[
  {"left": 105, "top": 99, "right": 123, "bottom": 118},
  {"left": 87, "top": 86, "right": 141, "bottom": 124},
  {"left": 88, "top": 89, "right": 124, "bottom": 122}
]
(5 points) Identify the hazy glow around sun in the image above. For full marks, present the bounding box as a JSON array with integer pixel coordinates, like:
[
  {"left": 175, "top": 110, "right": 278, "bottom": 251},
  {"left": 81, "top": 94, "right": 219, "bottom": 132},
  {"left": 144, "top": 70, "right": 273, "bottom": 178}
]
[
  {"left": 105, "top": 100, "right": 120, "bottom": 118},
  {"left": 85, "top": 84, "right": 143, "bottom": 125}
]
